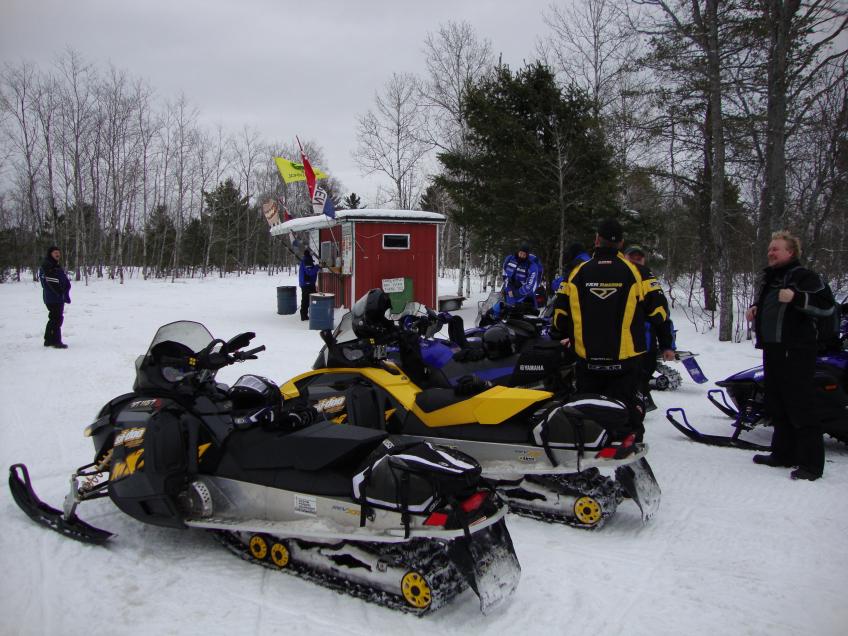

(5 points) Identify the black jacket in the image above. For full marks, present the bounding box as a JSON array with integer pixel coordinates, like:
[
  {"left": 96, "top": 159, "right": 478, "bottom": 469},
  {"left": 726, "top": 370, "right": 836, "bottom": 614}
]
[
  {"left": 39, "top": 253, "right": 71, "bottom": 305},
  {"left": 752, "top": 260, "right": 833, "bottom": 349},
  {"left": 550, "top": 247, "right": 672, "bottom": 363}
]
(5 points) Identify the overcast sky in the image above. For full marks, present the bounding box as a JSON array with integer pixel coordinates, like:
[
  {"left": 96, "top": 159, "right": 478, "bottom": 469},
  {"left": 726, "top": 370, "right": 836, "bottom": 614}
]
[{"left": 1, "top": 0, "right": 555, "bottom": 205}]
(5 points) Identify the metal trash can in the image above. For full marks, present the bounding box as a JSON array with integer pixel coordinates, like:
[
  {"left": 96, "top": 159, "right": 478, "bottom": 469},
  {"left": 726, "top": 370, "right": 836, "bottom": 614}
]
[
  {"left": 276, "top": 286, "right": 297, "bottom": 315},
  {"left": 309, "top": 293, "right": 335, "bottom": 330}
]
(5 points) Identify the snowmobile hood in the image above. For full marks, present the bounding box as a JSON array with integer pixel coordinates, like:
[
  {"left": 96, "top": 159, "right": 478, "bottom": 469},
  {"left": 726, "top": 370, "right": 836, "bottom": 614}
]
[{"left": 716, "top": 365, "right": 764, "bottom": 385}]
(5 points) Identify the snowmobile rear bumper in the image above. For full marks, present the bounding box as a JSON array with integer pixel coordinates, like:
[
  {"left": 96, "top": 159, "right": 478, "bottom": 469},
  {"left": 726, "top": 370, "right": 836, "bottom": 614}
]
[
  {"left": 665, "top": 407, "right": 770, "bottom": 451},
  {"left": 8, "top": 464, "right": 112, "bottom": 545}
]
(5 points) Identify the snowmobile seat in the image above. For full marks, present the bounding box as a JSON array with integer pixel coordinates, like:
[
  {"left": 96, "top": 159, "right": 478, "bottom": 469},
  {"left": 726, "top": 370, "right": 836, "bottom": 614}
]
[
  {"left": 414, "top": 387, "right": 469, "bottom": 413},
  {"left": 223, "top": 421, "right": 388, "bottom": 472}
]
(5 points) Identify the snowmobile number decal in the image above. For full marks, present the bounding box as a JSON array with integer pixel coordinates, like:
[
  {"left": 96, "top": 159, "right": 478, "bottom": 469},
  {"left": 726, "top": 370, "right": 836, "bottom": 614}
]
[
  {"left": 115, "top": 427, "right": 145, "bottom": 447},
  {"left": 316, "top": 395, "right": 346, "bottom": 414},
  {"left": 294, "top": 494, "right": 317, "bottom": 516}
]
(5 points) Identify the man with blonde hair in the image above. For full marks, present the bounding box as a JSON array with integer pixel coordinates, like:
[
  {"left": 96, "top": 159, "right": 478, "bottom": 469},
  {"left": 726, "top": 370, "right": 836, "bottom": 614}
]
[{"left": 746, "top": 230, "right": 834, "bottom": 481}]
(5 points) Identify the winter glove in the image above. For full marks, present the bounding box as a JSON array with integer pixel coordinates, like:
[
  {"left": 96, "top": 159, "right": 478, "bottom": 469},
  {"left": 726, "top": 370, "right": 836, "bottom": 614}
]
[{"left": 64, "top": 294, "right": 71, "bottom": 304}]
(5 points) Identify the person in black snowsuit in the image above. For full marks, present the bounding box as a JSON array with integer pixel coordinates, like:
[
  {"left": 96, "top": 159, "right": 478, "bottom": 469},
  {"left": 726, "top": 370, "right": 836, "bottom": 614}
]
[
  {"left": 550, "top": 220, "right": 674, "bottom": 442},
  {"left": 298, "top": 248, "right": 321, "bottom": 321},
  {"left": 38, "top": 245, "right": 72, "bottom": 348},
  {"left": 746, "top": 231, "right": 835, "bottom": 481}
]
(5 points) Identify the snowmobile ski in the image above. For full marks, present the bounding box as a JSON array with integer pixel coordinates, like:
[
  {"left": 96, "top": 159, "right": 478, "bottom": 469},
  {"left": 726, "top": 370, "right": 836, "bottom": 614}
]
[
  {"left": 665, "top": 407, "right": 770, "bottom": 451},
  {"left": 8, "top": 464, "right": 112, "bottom": 545},
  {"left": 706, "top": 388, "right": 743, "bottom": 419},
  {"left": 615, "top": 457, "right": 662, "bottom": 522}
]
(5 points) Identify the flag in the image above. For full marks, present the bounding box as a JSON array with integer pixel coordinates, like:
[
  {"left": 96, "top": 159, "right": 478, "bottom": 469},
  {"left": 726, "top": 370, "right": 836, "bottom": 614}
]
[
  {"left": 301, "top": 150, "right": 317, "bottom": 200},
  {"left": 279, "top": 198, "right": 292, "bottom": 222},
  {"left": 261, "top": 199, "right": 281, "bottom": 226},
  {"left": 274, "top": 157, "right": 328, "bottom": 184},
  {"left": 312, "top": 187, "right": 336, "bottom": 219}
]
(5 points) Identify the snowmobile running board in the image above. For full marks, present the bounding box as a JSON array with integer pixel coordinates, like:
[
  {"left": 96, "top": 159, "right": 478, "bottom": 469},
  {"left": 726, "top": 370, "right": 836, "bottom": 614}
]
[
  {"left": 665, "top": 408, "right": 770, "bottom": 451},
  {"left": 8, "top": 464, "right": 113, "bottom": 545}
]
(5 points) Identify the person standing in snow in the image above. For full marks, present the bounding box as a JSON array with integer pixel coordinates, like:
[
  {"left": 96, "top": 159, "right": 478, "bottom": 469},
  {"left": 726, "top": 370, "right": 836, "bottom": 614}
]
[
  {"left": 746, "top": 231, "right": 834, "bottom": 481},
  {"left": 39, "top": 245, "right": 72, "bottom": 348},
  {"left": 298, "top": 247, "right": 321, "bottom": 321},
  {"left": 502, "top": 243, "right": 544, "bottom": 310},
  {"left": 549, "top": 220, "right": 674, "bottom": 441}
]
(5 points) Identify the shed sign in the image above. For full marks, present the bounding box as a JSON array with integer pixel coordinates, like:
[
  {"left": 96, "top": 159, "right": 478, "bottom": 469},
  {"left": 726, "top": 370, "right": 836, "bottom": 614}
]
[{"left": 381, "top": 277, "right": 405, "bottom": 293}]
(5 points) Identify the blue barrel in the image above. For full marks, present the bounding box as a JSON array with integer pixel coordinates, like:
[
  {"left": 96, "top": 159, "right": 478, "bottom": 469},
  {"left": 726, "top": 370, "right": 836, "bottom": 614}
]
[
  {"left": 276, "top": 286, "right": 297, "bottom": 315},
  {"left": 309, "top": 293, "right": 335, "bottom": 330}
]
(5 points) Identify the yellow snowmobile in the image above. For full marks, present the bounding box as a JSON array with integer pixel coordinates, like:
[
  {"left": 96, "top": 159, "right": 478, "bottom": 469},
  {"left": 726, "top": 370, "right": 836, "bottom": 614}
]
[{"left": 282, "top": 290, "right": 661, "bottom": 529}]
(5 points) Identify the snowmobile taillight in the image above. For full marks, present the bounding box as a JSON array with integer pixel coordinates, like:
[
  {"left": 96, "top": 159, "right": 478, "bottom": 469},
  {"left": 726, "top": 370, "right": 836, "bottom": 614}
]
[
  {"left": 459, "top": 491, "right": 488, "bottom": 513},
  {"left": 824, "top": 384, "right": 837, "bottom": 391},
  {"left": 424, "top": 511, "right": 448, "bottom": 527},
  {"left": 595, "top": 433, "right": 636, "bottom": 459}
]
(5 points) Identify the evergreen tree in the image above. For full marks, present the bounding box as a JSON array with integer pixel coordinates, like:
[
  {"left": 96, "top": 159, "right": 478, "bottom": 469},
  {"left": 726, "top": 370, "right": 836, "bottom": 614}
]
[
  {"left": 436, "top": 62, "right": 618, "bottom": 275},
  {"left": 341, "top": 192, "right": 363, "bottom": 210}
]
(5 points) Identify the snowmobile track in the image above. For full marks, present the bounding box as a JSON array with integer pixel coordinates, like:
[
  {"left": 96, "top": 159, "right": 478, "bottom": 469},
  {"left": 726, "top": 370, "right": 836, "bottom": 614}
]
[{"left": 213, "top": 530, "right": 468, "bottom": 615}]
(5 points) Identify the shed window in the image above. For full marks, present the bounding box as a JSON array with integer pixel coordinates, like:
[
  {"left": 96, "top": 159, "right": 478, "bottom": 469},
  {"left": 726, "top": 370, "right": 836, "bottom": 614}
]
[{"left": 382, "top": 234, "right": 410, "bottom": 249}]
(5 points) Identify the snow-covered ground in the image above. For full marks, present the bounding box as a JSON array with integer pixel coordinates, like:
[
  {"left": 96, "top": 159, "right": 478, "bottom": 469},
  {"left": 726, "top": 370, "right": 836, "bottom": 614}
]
[{"left": 1, "top": 273, "right": 846, "bottom": 635}]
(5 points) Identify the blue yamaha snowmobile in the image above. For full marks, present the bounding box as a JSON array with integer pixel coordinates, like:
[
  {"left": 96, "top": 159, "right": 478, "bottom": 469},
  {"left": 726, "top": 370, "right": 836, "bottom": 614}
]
[{"left": 666, "top": 303, "right": 848, "bottom": 450}]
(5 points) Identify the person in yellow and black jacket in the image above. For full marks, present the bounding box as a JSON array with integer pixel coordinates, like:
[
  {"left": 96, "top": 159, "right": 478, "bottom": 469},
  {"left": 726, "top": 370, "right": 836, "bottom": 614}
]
[{"left": 549, "top": 219, "right": 674, "bottom": 441}]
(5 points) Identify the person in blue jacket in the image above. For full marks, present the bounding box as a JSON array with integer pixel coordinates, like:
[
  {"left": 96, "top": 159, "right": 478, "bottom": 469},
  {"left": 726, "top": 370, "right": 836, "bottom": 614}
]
[
  {"left": 39, "top": 245, "right": 72, "bottom": 348},
  {"left": 298, "top": 247, "right": 321, "bottom": 321},
  {"left": 502, "top": 243, "right": 544, "bottom": 309}
]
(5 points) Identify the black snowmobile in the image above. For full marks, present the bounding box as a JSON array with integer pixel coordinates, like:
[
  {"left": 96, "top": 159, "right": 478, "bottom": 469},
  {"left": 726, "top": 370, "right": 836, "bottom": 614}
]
[
  {"left": 298, "top": 290, "right": 662, "bottom": 530},
  {"left": 666, "top": 303, "right": 848, "bottom": 450},
  {"left": 8, "top": 321, "right": 520, "bottom": 615}
]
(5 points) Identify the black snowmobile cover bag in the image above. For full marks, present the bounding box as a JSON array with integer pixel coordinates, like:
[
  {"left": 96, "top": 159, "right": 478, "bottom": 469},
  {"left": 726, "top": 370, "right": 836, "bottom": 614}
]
[
  {"left": 532, "top": 394, "right": 630, "bottom": 449},
  {"left": 352, "top": 438, "right": 482, "bottom": 514}
]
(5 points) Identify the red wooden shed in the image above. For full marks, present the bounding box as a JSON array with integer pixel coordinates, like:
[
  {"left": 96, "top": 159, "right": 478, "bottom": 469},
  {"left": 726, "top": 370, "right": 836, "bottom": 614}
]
[{"left": 270, "top": 209, "right": 446, "bottom": 310}]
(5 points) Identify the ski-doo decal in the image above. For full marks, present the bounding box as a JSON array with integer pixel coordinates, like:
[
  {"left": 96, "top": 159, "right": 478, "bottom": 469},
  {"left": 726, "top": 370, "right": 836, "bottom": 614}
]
[
  {"left": 316, "top": 395, "right": 346, "bottom": 414},
  {"left": 114, "top": 427, "right": 145, "bottom": 448}
]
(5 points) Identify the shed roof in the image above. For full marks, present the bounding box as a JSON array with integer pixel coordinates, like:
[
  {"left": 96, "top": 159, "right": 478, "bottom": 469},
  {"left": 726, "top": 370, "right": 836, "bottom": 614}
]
[{"left": 269, "top": 208, "right": 446, "bottom": 236}]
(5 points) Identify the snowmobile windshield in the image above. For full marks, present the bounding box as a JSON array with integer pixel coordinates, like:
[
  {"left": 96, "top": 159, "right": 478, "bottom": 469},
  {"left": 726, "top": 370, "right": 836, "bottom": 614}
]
[
  {"left": 476, "top": 291, "right": 503, "bottom": 327},
  {"left": 145, "top": 321, "right": 215, "bottom": 356},
  {"left": 332, "top": 311, "right": 358, "bottom": 345},
  {"left": 392, "top": 301, "right": 426, "bottom": 321}
]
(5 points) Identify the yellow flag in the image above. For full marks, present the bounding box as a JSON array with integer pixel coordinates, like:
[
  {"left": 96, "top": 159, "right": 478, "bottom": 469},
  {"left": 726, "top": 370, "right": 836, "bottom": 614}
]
[{"left": 274, "top": 157, "right": 328, "bottom": 183}]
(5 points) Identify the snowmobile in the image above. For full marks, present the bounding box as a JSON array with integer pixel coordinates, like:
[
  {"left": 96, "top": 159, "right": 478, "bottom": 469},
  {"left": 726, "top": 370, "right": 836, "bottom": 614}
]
[
  {"left": 301, "top": 290, "right": 662, "bottom": 530},
  {"left": 666, "top": 303, "right": 848, "bottom": 450},
  {"left": 387, "top": 301, "right": 574, "bottom": 395},
  {"left": 8, "top": 321, "right": 521, "bottom": 615}
]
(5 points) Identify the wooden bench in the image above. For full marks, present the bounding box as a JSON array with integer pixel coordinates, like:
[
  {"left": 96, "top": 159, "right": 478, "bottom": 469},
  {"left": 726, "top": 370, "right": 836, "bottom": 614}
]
[{"left": 437, "top": 295, "right": 465, "bottom": 312}]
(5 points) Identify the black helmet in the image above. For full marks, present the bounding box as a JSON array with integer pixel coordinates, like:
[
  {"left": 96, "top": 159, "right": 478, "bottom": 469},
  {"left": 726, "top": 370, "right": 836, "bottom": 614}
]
[
  {"left": 229, "top": 374, "right": 282, "bottom": 427},
  {"left": 351, "top": 289, "right": 394, "bottom": 338},
  {"left": 482, "top": 324, "right": 514, "bottom": 359}
]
